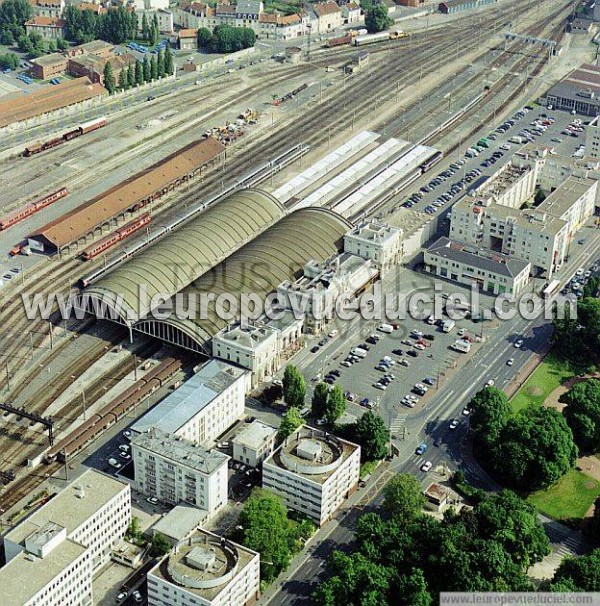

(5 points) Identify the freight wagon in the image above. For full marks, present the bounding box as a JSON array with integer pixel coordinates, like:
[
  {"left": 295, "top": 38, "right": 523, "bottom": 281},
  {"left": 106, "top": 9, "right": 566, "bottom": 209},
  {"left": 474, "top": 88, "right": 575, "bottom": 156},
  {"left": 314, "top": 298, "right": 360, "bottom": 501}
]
[
  {"left": 23, "top": 117, "right": 107, "bottom": 157},
  {"left": 353, "top": 32, "right": 391, "bottom": 46},
  {"left": 0, "top": 187, "right": 69, "bottom": 231},
  {"left": 44, "top": 357, "right": 181, "bottom": 463},
  {"left": 81, "top": 214, "right": 151, "bottom": 261},
  {"left": 325, "top": 34, "right": 353, "bottom": 47}
]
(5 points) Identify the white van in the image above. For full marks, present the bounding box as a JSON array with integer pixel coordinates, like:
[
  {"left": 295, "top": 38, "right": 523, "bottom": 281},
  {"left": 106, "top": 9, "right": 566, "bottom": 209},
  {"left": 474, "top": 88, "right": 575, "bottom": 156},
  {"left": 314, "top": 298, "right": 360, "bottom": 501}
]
[
  {"left": 378, "top": 324, "right": 394, "bottom": 334},
  {"left": 351, "top": 347, "right": 368, "bottom": 358}
]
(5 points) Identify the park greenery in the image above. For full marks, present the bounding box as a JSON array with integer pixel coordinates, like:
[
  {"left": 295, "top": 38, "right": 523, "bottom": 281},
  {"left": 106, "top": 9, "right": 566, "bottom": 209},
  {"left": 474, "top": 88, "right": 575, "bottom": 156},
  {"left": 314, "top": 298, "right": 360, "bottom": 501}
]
[
  {"left": 196, "top": 24, "right": 256, "bottom": 53},
  {"left": 337, "top": 410, "right": 390, "bottom": 462},
  {"left": 237, "top": 488, "right": 315, "bottom": 587},
  {"left": 470, "top": 387, "right": 578, "bottom": 491},
  {"left": 63, "top": 5, "right": 137, "bottom": 45},
  {"left": 0, "top": 51, "right": 19, "bottom": 70},
  {"left": 283, "top": 364, "right": 306, "bottom": 409},
  {"left": 561, "top": 379, "right": 600, "bottom": 454},
  {"left": 277, "top": 406, "right": 303, "bottom": 442},
  {"left": 313, "top": 478, "right": 551, "bottom": 605}
]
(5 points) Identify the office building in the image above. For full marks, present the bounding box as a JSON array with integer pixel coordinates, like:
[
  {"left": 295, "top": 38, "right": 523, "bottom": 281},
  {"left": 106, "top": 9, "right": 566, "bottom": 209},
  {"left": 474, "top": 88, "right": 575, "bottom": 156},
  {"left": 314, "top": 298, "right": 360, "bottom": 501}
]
[
  {"left": 131, "top": 359, "right": 250, "bottom": 446},
  {"left": 147, "top": 529, "right": 260, "bottom": 606},
  {"left": 262, "top": 425, "right": 360, "bottom": 526},
  {"left": 344, "top": 221, "right": 402, "bottom": 275},
  {"left": 131, "top": 428, "right": 229, "bottom": 515},
  {"left": 546, "top": 64, "right": 600, "bottom": 116}
]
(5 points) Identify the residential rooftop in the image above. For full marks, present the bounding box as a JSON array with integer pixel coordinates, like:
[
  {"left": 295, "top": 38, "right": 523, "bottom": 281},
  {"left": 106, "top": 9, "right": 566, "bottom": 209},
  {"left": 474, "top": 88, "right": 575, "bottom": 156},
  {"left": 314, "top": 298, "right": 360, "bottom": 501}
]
[
  {"left": 132, "top": 428, "right": 229, "bottom": 475},
  {"left": 131, "top": 359, "right": 248, "bottom": 435},
  {"left": 537, "top": 175, "right": 597, "bottom": 218},
  {"left": 4, "top": 469, "right": 129, "bottom": 547},
  {"left": 151, "top": 505, "right": 208, "bottom": 543}
]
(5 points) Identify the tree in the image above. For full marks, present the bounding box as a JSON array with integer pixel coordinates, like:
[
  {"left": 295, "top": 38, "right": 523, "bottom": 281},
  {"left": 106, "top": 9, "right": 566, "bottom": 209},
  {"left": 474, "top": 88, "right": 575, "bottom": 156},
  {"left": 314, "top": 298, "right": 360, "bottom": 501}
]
[
  {"left": 56, "top": 37, "right": 68, "bottom": 50},
  {"left": 17, "top": 33, "right": 33, "bottom": 54},
  {"left": 0, "top": 52, "right": 19, "bottom": 70},
  {"left": 311, "top": 382, "right": 329, "bottom": 420},
  {"left": 197, "top": 27, "right": 212, "bottom": 48},
  {"left": 469, "top": 387, "right": 511, "bottom": 447},
  {"left": 150, "top": 54, "right": 158, "bottom": 80},
  {"left": 238, "top": 488, "right": 295, "bottom": 583},
  {"left": 143, "top": 55, "right": 151, "bottom": 82},
  {"left": 127, "top": 63, "right": 135, "bottom": 88},
  {"left": 365, "top": 4, "right": 392, "bottom": 33},
  {"left": 151, "top": 12, "right": 159, "bottom": 45},
  {"left": 48, "top": 40, "right": 56, "bottom": 52},
  {"left": 586, "top": 496, "right": 600, "bottom": 542},
  {"left": 383, "top": 474, "right": 426, "bottom": 522},
  {"left": 103, "top": 61, "right": 116, "bottom": 94},
  {"left": 353, "top": 411, "right": 389, "bottom": 461},
  {"left": 141, "top": 12, "right": 149, "bottom": 41},
  {"left": 118, "top": 67, "right": 127, "bottom": 90},
  {"left": 277, "top": 407, "right": 303, "bottom": 442},
  {"left": 164, "top": 45, "right": 173, "bottom": 75},
  {"left": 325, "top": 385, "right": 346, "bottom": 425},
  {"left": 125, "top": 516, "right": 143, "bottom": 542},
  {"left": 561, "top": 379, "right": 600, "bottom": 453},
  {"left": 149, "top": 532, "right": 171, "bottom": 557},
  {"left": 534, "top": 188, "right": 547, "bottom": 205},
  {"left": 282, "top": 364, "right": 306, "bottom": 409},
  {"left": 135, "top": 59, "right": 144, "bottom": 85},
  {"left": 550, "top": 549, "right": 600, "bottom": 591},
  {"left": 0, "top": 0, "right": 32, "bottom": 43},
  {"left": 157, "top": 48, "right": 165, "bottom": 78}
]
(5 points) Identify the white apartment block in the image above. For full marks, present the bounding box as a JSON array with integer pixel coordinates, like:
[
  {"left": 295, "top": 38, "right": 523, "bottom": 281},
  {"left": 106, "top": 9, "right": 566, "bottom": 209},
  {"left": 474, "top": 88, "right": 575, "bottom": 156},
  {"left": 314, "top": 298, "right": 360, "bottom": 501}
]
[
  {"left": 232, "top": 420, "right": 277, "bottom": 467},
  {"left": 586, "top": 116, "right": 600, "bottom": 159},
  {"left": 344, "top": 220, "right": 403, "bottom": 275},
  {"left": 133, "top": 0, "right": 169, "bottom": 11},
  {"left": 147, "top": 529, "right": 260, "bottom": 606},
  {"left": 136, "top": 9, "right": 174, "bottom": 33},
  {"left": 277, "top": 253, "right": 379, "bottom": 333},
  {"left": 4, "top": 469, "right": 130, "bottom": 572},
  {"left": 474, "top": 159, "right": 539, "bottom": 209},
  {"left": 212, "top": 312, "right": 303, "bottom": 387},
  {"left": 131, "top": 359, "right": 250, "bottom": 446},
  {"left": 312, "top": 1, "right": 343, "bottom": 33},
  {"left": 29, "top": 0, "right": 65, "bottom": 19},
  {"left": 262, "top": 425, "right": 360, "bottom": 526},
  {"left": 131, "top": 428, "right": 229, "bottom": 514},
  {"left": 424, "top": 236, "right": 531, "bottom": 296}
]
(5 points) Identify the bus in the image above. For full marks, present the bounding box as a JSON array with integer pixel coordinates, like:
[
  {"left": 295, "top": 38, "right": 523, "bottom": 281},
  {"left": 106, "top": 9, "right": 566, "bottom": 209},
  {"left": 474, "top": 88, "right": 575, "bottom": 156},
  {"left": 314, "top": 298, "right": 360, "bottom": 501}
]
[{"left": 542, "top": 279, "right": 561, "bottom": 299}]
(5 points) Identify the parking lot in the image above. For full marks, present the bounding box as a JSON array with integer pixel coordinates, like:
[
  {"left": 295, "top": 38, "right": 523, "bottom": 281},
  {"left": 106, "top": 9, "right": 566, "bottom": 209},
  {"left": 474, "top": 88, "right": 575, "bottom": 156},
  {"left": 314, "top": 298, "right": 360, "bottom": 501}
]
[{"left": 401, "top": 104, "right": 589, "bottom": 215}]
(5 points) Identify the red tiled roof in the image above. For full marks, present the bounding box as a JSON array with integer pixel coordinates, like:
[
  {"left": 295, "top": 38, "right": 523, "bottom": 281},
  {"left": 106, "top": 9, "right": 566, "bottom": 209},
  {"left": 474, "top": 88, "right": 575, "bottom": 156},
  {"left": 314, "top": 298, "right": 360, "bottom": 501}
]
[
  {"left": 313, "top": 1, "right": 341, "bottom": 17},
  {"left": 25, "top": 16, "right": 65, "bottom": 26}
]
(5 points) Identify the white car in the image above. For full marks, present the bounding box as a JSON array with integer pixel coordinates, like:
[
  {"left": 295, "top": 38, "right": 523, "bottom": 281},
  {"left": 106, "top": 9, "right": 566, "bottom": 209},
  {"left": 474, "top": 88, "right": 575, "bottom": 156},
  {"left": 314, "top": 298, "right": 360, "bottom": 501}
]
[
  {"left": 485, "top": 379, "right": 495, "bottom": 387},
  {"left": 403, "top": 399, "right": 416, "bottom": 408},
  {"left": 462, "top": 407, "right": 470, "bottom": 416},
  {"left": 132, "top": 590, "right": 142, "bottom": 603},
  {"left": 122, "top": 430, "right": 131, "bottom": 439},
  {"left": 506, "top": 358, "right": 514, "bottom": 366},
  {"left": 421, "top": 461, "right": 433, "bottom": 472},
  {"left": 316, "top": 418, "right": 327, "bottom": 426},
  {"left": 458, "top": 328, "right": 467, "bottom": 337},
  {"left": 147, "top": 496, "right": 159, "bottom": 505},
  {"left": 514, "top": 339, "right": 523, "bottom": 348},
  {"left": 449, "top": 419, "right": 459, "bottom": 430},
  {"left": 328, "top": 329, "right": 338, "bottom": 337},
  {"left": 414, "top": 343, "right": 426, "bottom": 351}
]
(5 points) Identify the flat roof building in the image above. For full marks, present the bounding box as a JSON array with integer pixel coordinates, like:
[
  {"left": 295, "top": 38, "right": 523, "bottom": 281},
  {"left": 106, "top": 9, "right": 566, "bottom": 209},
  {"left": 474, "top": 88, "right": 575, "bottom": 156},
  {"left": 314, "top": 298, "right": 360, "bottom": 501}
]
[
  {"left": 262, "top": 425, "right": 360, "bottom": 525},
  {"left": 131, "top": 428, "right": 229, "bottom": 514},
  {"left": 424, "top": 236, "right": 531, "bottom": 296},
  {"left": 4, "top": 469, "right": 130, "bottom": 572},
  {"left": 232, "top": 420, "right": 277, "bottom": 467},
  {"left": 29, "top": 52, "right": 68, "bottom": 79},
  {"left": 151, "top": 505, "right": 209, "bottom": 545},
  {"left": 147, "top": 529, "right": 260, "bottom": 606},
  {"left": 131, "top": 359, "right": 250, "bottom": 445}
]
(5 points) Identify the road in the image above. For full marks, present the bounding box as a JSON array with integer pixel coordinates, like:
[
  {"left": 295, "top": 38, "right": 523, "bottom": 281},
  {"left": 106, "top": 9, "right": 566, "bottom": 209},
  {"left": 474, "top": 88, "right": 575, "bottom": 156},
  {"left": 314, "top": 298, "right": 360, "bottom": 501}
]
[{"left": 261, "top": 227, "right": 600, "bottom": 605}]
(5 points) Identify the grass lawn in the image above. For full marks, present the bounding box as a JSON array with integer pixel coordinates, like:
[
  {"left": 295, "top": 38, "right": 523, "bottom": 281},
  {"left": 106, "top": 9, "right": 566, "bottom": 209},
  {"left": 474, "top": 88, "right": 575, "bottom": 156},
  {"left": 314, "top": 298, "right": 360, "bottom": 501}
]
[
  {"left": 510, "top": 354, "right": 573, "bottom": 414},
  {"left": 528, "top": 469, "right": 600, "bottom": 522}
]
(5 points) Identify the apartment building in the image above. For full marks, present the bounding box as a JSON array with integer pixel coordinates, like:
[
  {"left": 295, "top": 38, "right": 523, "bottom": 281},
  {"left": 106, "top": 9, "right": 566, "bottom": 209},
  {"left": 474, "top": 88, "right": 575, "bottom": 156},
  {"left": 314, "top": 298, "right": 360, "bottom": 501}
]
[
  {"left": 131, "top": 428, "right": 229, "bottom": 514},
  {"left": 25, "top": 16, "right": 65, "bottom": 40},
  {"left": 1, "top": 470, "right": 130, "bottom": 606},
  {"left": 147, "top": 529, "right": 260, "bottom": 606},
  {"left": 212, "top": 312, "right": 303, "bottom": 387},
  {"left": 232, "top": 420, "right": 277, "bottom": 467},
  {"left": 136, "top": 8, "right": 174, "bottom": 33},
  {"left": 131, "top": 359, "right": 250, "bottom": 445},
  {"left": 30, "top": 52, "right": 68, "bottom": 79},
  {"left": 424, "top": 236, "right": 531, "bottom": 296},
  {"left": 473, "top": 159, "right": 539, "bottom": 209},
  {"left": 312, "top": 1, "right": 343, "bottom": 33},
  {"left": 262, "top": 425, "right": 360, "bottom": 526},
  {"left": 29, "top": 0, "right": 65, "bottom": 19},
  {"left": 344, "top": 220, "right": 403, "bottom": 275}
]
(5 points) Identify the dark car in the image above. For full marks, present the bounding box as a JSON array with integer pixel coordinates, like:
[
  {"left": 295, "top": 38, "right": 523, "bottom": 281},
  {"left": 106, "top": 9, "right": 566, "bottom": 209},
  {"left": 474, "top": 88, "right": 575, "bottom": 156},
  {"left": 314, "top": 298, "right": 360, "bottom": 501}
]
[
  {"left": 423, "top": 377, "right": 435, "bottom": 386},
  {"left": 407, "top": 350, "right": 419, "bottom": 358},
  {"left": 392, "top": 349, "right": 404, "bottom": 356},
  {"left": 423, "top": 334, "right": 435, "bottom": 341},
  {"left": 310, "top": 346, "right": 319, "bottom": 353},
  {"left": 146, "top": 95, "right": 156, "bottom": 101},
  {"left": 330, "top": 369, "right": 341, "bottom": 377}
]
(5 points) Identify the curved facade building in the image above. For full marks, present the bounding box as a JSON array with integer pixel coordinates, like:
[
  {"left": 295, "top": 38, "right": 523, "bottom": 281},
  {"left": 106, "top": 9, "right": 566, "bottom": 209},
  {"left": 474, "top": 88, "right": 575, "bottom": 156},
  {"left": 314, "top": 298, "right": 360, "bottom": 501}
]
[
  {"left": 85, "top": 189, "right": 286, "bottom": 323},
  {"left": 135, "top": 207, "right": 351, "bottom": 352}
]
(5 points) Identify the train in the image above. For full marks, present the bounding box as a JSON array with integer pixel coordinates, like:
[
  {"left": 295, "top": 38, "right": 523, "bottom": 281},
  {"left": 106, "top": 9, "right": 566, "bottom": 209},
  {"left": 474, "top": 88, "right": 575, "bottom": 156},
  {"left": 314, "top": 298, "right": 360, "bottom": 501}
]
[
  {"left": 45, "top": 357, "right": 181, "bottom": 463},
  {"left": 419, "top": 150, "right": 444, "bottom": 173},
  {"left": 353, "top": 29, "right": 408, "bottom": 46},
  {"left": 325, "top": 34, "right": 353, "bottom": 48},
  {"left": 273, "top": 83, "right": 308, "bottom": 106},
  {"left": 0, "top": 187, "right": 69, "bottom": 231},
  {"left": 80, "top": 214, "right": 152, "bottom": 261},
  {"left": 23, "top": 117, "right": 107, "bottom": 157}
]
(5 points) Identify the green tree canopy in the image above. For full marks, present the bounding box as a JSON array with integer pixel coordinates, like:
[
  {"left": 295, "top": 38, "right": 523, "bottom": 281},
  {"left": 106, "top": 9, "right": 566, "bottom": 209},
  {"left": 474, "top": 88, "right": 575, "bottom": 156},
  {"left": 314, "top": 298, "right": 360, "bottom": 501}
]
[
  {"left": 277, "top": 407, "right": 303, "bottom": 442},
  {"left": 164, "top": 45, "right": 174, "bottom": 75},
  {"left": 325, "top": 385, "right": 346, "bottom": 425},
  {"left": 353, "top": 411, "right": 389, "bottom": 461},
  {"left": 282, "top": 364, "right": 306, "bottom": 409},
  {"left": 469, "top": 387, "right": 511, "bottom": 446},
  {"left": 0, "top": 52, "right": 19, "bottom": 70},
  {"left": 383, "top": 474, "right": 426, "bottom": 522},
  {"left": 197, "top": 26, "right": 212, "bottom": 48},
  {"left": 365, "top": 5, "right": 392, "bottom": 33},
  {"left": 311, "top": 382, "right": 329, "bottom": 419},
  {"left": 550, "top": 549, "right": 600, "bottom": 591},
  {"left": 149, "top": 532, "right": 171, "bottom": 557},
  {"left": 103, "top": 61, "right": 116, "bottom": 94},
  {"left": 561, "top": 379, "right": 600, "bottom": 453}
]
